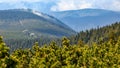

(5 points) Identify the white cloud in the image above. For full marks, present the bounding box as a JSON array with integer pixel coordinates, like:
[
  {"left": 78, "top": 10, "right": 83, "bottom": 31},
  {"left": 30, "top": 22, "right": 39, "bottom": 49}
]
[
  {"left": 0, "top": 0, "right": 52, "bottom": 3},
  {"left": 91, "top": 0, "right": 120, "bottom": 11},
  {"left": 106, "top": 0, "right": 120, "bottom": 11},
  {"left": 0, "top": 0, "right": 120, "bottom": 11},
  {"left": 51, "top": 0, "right": 93, "bottom": 11},
  {"left": 51, "top": 0, "right": 120, "bottom": 11}
]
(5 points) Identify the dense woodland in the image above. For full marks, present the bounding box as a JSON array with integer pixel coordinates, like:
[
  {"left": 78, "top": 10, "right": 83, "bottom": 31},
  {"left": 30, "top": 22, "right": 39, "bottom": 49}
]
[
  {"left": 5, "top": 22, "right": 120, "bottom": 51},
  {"left": 70, "top": 22, "right": 120, "bottom": 44},
  {"left": 0, "top": 22, "right": 120, "bottom": 67}
]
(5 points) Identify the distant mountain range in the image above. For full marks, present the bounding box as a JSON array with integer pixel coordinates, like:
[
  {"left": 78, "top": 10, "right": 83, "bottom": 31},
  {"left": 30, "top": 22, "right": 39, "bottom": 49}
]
[
  {"left": 0, "top": 8, "right": 120, "bottom": 39},
  {"left": 50, "top": 9, "right": 120, "bottom": 32},
  {"left": 0, "top": 9, "right": 75, "bottom": 39}
]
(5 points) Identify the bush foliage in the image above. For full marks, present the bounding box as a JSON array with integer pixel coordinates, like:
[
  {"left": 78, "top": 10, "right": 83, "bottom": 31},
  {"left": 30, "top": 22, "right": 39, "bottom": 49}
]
[{"left": 0, "top": 36, "right": 120, "bottom": 68}]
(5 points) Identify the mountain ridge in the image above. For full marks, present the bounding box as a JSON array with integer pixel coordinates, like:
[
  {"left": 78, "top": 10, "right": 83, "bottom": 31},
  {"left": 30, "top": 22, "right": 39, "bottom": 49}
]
[
  {"left": 50, "top": 8, "right": 120, "bottom": 32},
  {"left": 0, "top": 9, "right": 76, "bottom": 39}
]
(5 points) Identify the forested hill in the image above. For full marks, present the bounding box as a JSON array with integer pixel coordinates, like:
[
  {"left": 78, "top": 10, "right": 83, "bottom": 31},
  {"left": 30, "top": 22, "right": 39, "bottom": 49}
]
[
  {"left": 1, "top": 25, "right": 120, "bottom": 68},
  {"left": 0, "top": 9, "right": 75, "bottom": 39},
  {"left": 1, "top": 22, "right": 120, "bottom": 68},
  {"left": 6, "top": 22, "right": 120, "bottom": 52},
  {"left": 70, "top": 22, "right": 120, "bottom": 45},
  {"left": 0, "top": 9, "right": 76, "bottom": 51}
]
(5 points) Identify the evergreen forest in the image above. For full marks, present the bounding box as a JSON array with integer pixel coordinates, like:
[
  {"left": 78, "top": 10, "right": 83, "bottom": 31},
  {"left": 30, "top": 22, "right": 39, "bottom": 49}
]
[{"left": 0, "top": 22, "right": 120, "bottom": 68}]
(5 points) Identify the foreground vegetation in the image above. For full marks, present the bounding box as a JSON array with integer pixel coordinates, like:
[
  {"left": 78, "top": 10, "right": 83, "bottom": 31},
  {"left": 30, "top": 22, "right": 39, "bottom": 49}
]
[
  {"left": 1, "top": 22, "right": 120, "bottom": 68},
  {"left": 0, "top": 35, "right": 120, "bottom": 68}
]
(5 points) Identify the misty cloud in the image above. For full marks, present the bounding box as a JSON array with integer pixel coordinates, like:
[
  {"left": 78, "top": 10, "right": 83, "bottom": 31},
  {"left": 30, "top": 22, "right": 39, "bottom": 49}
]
[
  {"left": 51, "top": 0, "right": 120, "bottom": 11},
  {"left": 0, "top": 0, "right": 120, "bottom": 12}
]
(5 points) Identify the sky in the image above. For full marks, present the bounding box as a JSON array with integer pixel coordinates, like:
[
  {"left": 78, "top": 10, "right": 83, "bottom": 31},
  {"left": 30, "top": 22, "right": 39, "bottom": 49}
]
[{"left": 0, "top": 0, "right": 120, "bottom": 13}]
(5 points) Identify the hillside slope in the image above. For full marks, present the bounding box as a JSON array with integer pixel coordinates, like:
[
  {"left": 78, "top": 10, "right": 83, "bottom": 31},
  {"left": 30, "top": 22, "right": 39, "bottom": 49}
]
[{"left": 0, "top": 9, "right": 75, "bottom": 39}]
